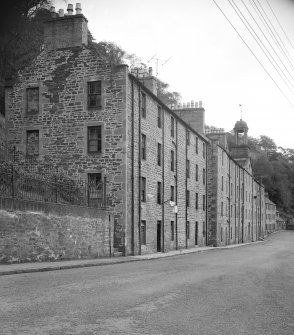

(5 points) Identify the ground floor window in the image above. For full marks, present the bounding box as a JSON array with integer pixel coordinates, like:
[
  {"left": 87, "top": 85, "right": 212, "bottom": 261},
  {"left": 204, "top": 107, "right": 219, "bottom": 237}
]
[{"left": 88, "top": 173, "right": 102, "bottom": 200}]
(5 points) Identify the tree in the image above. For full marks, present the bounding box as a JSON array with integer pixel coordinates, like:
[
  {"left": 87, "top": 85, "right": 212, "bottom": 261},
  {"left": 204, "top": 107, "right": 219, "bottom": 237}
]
[
  {"left": 258, "top": 135, "right": 277, "bottom": 153},
  {"left": 156, "top": 79, "right": 181, "bottom": 106},
  {"left": 0, "top": 1, "right": 51, "bottom": 116}
]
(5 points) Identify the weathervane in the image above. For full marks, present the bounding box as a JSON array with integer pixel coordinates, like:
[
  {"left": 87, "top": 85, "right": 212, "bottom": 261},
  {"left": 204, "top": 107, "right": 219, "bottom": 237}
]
[{"left": 239, "top": 104, "right": 243, "bottom": 120}]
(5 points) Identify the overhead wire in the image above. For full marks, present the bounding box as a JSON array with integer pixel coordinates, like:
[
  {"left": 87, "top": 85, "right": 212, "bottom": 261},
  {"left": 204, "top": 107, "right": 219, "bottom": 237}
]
[
  {"left": 249, "top": 0, "right": 294, "bottom": 72},
  {"left": 241, "top": 0, "right": 294, "bottom": 74},
  {"left": 264, "top": 0, "right": 294, "bottom": 52},
  {"left": 228, "top": 0, "right": 294, "bottom": 94},
  {"left": 211, "top": 0, "right": 294, "bottom": 107}
]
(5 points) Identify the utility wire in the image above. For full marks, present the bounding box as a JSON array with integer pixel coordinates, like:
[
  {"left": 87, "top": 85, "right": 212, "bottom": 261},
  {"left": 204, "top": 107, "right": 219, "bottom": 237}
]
[
  {"left": 241, "top": 0, "right": 294, "bottom": 74},
  {"left": 250, "top": 0, "right": 294, "bottom": 71},
  {"left": 257, "top": 0, "right": 294, "bottom": 58},
  {"left": 265, "top": 0, "right": 294, "bottom": 51},
  {"left": 228, "top": 0, "right": 294, "bottom": 93},
  {"left": 211, "top": 0, "right": 294, "bottom": 107}
]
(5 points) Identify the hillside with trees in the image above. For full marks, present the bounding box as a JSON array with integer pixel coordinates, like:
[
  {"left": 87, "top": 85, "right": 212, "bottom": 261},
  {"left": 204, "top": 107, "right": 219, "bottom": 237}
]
[{"left": 227, "top": 133, "right": 294, "bottom": 216}]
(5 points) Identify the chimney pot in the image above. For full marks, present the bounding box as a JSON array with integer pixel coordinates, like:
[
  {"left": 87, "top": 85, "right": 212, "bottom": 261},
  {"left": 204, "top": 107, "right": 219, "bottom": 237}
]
[
  {"left": 75, "top": 3, "right": 82, "bottom": 14},
  {"left": 50, "top": 6, "right": 57, "bottom": 18},
  {"left": 148, "top": 67, "right": 153, "bottom": 76},
  {"left": 67, "top": 4, "right": 74, "bottom": 15},
  {"left": 187, "top": 102, "right": 190, "bottom": 108},
  {"left": 58, "top": 9, "right": 64, "bottom": 17}
]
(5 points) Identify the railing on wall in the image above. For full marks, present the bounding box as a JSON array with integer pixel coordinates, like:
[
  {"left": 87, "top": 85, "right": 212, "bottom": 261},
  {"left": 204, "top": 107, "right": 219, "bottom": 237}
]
[{"left": 0, "top": 143, "right": 107, "bottom": 209}]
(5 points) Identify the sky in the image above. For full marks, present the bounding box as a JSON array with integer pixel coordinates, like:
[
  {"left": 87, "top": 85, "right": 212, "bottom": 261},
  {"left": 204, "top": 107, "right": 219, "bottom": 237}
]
[{"left": 53, "top": 0, "right": 294, "bottom": 148}]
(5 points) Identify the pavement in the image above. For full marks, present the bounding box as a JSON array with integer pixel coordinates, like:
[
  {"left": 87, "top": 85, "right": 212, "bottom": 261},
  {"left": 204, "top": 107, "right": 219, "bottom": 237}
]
[{"left": 0, "top": 239, "right": 266, "bottom": 276}]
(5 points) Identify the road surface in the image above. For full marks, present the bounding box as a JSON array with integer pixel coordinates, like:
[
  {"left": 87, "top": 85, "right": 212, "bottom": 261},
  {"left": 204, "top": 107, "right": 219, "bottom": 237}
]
[{"left": 1, "top": 231, "right": 294, "bottom": 335}]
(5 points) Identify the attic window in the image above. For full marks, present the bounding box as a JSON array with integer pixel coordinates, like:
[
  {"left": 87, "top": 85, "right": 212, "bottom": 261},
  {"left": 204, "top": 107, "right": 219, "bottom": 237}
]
[{"left": 26, "top": 87, "right": 39, "bottom": 114}]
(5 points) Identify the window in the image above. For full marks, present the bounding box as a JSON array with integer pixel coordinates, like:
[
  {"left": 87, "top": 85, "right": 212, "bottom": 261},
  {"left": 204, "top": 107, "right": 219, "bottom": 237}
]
[
  {"left": 88, "top": 81, "right": 101, "bottom": 108},
  {"left": 195, "top": 137, "right": 198, "bottom": 154},
  {"left": 195, "top": 222, "right": 198, "bottom": 245},
  {"left": 203, "top": 221, "right": 206, "bottom": 237},
  {"left": 157, "top": 106, "right": 162, "bottom": 128},
  {"left": 171, "top": 116, "right": 175, "bottom": 137},
  {"left": 170, "top": 185, "right": 175, "bottom": 202},
  {"left": 221, "top": 202, "right": 224, "bottom": 216},
  {"left": 141, "top": 134, "right": 146, "bottom": 160},
  {"left": 203, "top": 195, "right": 205, "bottom": 211},
  {"left": 141, "top": 221, "right": 146, "bottom": 245},
  {"left": 195, "top": 193, "right": 199, "bottom": 210},
  {"left": 222, "top": 151, "right": 224, "bottom": 166},
  {"left": 203, "top": 143, "right": 206, "bottom": 159},
  {"left": 221, "top": 176, "right": 224, "bottom": 191},
  {"left": 203, "top": 168, "right": 206, "bottom": 185},
  {"left": 157, "top": 181, "right": 162, "bottom": 204},
  {"left": 157, "top": 143, "right": 162, "bottom": 166},
  {"left": 88, "top": 126, "right": 102, "bottom": 153},
  {"left": 171, "top": 221, "right": 174, "bottom": 241},
  {"left": 0, "top": 87, "right": 4, "bottom": 116},
  {"left": 187, "top": 130, "right": 190, "bottom": 145},
  {"left": 88, "top": 173, "right": 102, "bottom": 200},
  {"left": 26, "top": 87, "right": 39, "bottom": 113},
  {"left": 141, "top": 177, "right": 146, "bottom": 202},
  {"left": 186, "top": 221, "right": 190, "bottom": 239},
  {"left": 196, "top": 164, "right": 199, "bottom": 181},
  {"left": 141, "top": 92, "right": 146, "bottom": 118},
  {"left": 171, "top": 150, "right": 175, "bottom": 171},
  {"left": 26, "top": 130, "right": 39, "bottom": 156},
  {"left": 186, "top": 190, "right": 190, "bottom": 207},
  {"left": 186, "top": 160, "right": 190, "bottom": 178},
  {"left": 221, "top": 227, "right": 223, "bottom": 242}
]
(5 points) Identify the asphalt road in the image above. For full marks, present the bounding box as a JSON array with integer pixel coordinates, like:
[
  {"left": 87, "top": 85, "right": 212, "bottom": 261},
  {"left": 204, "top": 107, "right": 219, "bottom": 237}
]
[{"left": 1, "top": 231, "right": 294, "bottom": 335}]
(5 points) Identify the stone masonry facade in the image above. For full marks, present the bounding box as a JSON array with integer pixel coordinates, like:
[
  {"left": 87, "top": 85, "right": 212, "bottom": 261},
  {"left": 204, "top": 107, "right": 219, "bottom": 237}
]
[{"left": 2, "top": 7, "right": 276, "bottom": 259}]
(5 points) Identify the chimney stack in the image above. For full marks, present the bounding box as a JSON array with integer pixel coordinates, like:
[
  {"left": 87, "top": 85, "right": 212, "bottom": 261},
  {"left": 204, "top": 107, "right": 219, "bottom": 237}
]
[
  {"left": 140, "top": 66, "right": 157, "bottom": 96},
  {"left": 44, "top": 3, "right": 88, "bottom": 50}
]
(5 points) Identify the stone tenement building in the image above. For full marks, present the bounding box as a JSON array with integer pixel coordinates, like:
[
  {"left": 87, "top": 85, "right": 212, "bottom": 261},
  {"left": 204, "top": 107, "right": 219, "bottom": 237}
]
[
  {"left": 3, "top": 4, "right": 270, "bottom": 256},
  {"left": 205, "top": 121, "right": 266, "bottom": 246},
  {"left": 265, "top": 195, "right": 277, "bottom": 233}
]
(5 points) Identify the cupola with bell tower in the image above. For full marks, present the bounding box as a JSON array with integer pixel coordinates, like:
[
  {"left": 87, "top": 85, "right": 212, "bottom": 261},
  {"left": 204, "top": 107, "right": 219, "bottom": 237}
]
[{"left": 230, "top": 118, "right": 250, "bottom": 160}]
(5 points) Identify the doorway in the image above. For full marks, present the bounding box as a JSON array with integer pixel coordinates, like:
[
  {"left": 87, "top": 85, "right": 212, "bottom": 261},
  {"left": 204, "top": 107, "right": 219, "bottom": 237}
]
[
  {"left": 195, "top": 221, "right": 198, "bottom": 245},
  {"left": 157, "top": 221, "right": 161, "bottom": 252}
]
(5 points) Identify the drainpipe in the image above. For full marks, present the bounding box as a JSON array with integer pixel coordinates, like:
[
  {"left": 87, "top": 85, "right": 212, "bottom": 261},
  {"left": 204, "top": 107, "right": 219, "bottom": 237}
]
[
  {"left": 175, "top": 121, "right": 178, "bottom": 250},
  {"left": 138, "top": 86, "right": 142, "bottom": 255},
  {"left": 131, "top": 79, "right": 135, "bottom": 255},
  {"left": 259, "top": 182, "right": 262, "bottom": 239},
  {"left": 205, "top": 142, "right": 208, "bottom": 246},
  {"left": 234, "top": 165, "right": 237, "bottom": 244},
  {"left": 185, "top": 130, "right": 188, "bottom": 249},
  {"left": 228, "top": 159, "right": 231, "bottom": 245},
  {"left": 242, "top": 169, "right": 245, "bottom": 243},
  {"left": 251, "top": 177, "right": 254, "bottom": 242},
  {"left": 161, "top": 107, "right": 165, "bottom": 252}
]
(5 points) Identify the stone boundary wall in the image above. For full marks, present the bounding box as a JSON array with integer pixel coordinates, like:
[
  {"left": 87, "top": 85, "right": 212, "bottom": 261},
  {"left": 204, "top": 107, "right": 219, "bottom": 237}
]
[{"left": 0, "top": 198, "right": 113, "bottom": 264}]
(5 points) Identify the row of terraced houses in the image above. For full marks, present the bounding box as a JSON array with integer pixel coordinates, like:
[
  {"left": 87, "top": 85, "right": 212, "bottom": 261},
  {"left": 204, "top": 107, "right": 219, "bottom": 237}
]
[{"left": 0, "top": 4, "right": 285, "bottom": 261}]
